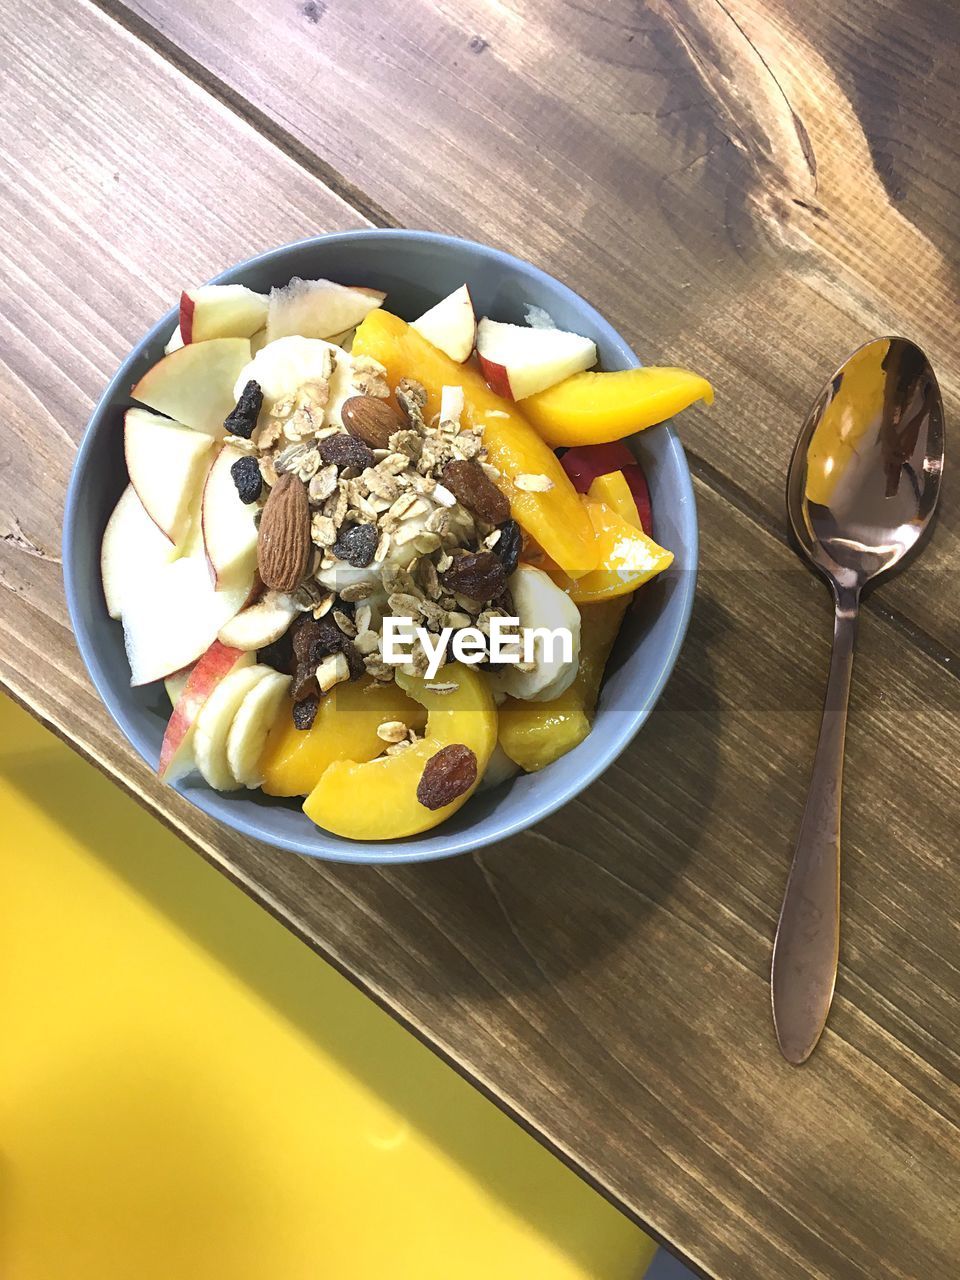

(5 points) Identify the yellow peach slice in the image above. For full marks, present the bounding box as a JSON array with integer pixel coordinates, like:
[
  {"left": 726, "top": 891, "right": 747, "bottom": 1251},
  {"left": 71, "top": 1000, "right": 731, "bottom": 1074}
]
[
  {"left": 261, "top": 676, "right": 426, "bottom": 798},
  {"left": 351, "top": 309, "right": 599, "bottom": 577},
  {"left": 587, "top": 469, "right": 643, "bottom": 530},
  {"left": 550, "top": 499, "right": 674, "bottom": 604},
  {"left": 498, "top": 598, "right": 627, "bottom": 771},
  {"left": 521, "top": 366, "right": 713, "bottom": 447},
  {"left": 303, "top": 664, "right": 497, "bottom": 840}
]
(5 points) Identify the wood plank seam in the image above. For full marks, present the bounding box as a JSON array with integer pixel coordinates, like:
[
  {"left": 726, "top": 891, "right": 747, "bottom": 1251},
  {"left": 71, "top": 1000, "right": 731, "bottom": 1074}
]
[{"left": 88, "top": 0, "right": 398, "bottom": 229}]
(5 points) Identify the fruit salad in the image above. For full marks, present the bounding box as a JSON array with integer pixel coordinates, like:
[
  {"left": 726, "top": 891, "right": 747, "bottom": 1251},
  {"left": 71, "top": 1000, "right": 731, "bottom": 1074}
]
[{"left": 101, "top": 274, "right": 711, "bottom": 840}]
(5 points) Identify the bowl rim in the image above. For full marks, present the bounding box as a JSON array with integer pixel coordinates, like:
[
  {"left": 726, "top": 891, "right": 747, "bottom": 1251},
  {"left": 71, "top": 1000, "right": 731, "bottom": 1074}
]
[{"left": 63, "top": 228, "right": 698, "bottom": 863}]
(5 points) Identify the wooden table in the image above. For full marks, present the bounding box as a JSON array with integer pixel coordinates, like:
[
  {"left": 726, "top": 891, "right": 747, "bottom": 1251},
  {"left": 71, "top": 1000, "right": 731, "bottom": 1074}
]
[{"left": 2, "top": 2, "right": 958, "bottom": 1275}]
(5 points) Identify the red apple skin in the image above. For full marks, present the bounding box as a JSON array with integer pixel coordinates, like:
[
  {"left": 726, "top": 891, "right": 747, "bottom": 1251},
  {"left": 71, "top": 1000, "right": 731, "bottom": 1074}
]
[
  {"left": 158, "top": 639, "right": 246, "bottom": 778},
  {"left": 179, "top": 290, "right": 196, "bottom": 344},
  {"left": 560, "top": 443, "right": 636, "bottom": 492},
  {"left": 623, "top": 466, "right": 653, "bottom": 536},
  {"left": 560, "top": 444, "right": 654, "bottom": 535},
  {"left": 476, "top": 353, "right": 514, "bottom": 400}
]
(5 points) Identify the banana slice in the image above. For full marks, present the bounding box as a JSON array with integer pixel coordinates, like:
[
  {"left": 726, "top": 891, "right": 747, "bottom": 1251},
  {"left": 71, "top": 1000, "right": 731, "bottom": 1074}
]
[
  {"left": 478, "top": 742, "right": 521, "bottom": 790},
  {"left": 489, "top": 565, "right": 581, "bottom": 702},
  {"left": 234, "top": 335, "right": 338, "bottom": 418},
  {"left": 226, "top": 669, "right": 292, "bottom": 788},
  {"left": 194, "top": 663, "right": 273, "bottom": 790},
  {"left": 233, "top": 333, "right": 383, "bottom": 434}
]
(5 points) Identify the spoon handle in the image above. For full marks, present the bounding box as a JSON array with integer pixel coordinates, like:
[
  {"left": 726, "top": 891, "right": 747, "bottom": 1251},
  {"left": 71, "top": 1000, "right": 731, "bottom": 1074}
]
[{"left": 771, "top": 585, "right": 859, "bottom": 1064}]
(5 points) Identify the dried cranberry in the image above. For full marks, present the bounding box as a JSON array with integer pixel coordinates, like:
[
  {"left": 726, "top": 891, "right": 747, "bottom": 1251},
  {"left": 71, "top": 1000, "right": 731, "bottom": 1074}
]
[
  {"left": 440, "top": 551, "right": 506, "bottom": 602},
  {"left": 230, "top": 455, "right": 262, "bottom": 504},
  {"left": 319, "top": 432, "right": 374, "bottom": 472},
  {"left": 442, "top": 460, "right": 510, "bottom": 524},
  {"left": 416, "top": 744, "right": 478, "bottom": 810},
  {"left": 493, "top": 519, "right": 522, "bottom": 578},
  {"left": 333, "top": 522, "right": 378, "bottom": 568},
  {"left": 224, "top": 379, "right": 263, "bottom": 438},
  {"left": 292, "top": 694, "right": 319, "bottom": 730}
]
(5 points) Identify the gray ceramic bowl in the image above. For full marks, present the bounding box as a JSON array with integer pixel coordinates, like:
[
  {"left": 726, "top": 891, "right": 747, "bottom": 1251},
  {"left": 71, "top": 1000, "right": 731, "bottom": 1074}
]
[{"left": 63, "top": 230, "right": 698, "bottom": 863}]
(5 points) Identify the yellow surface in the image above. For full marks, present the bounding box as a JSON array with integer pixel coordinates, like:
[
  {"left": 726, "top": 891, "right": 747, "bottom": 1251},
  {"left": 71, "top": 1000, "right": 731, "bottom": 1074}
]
[{"left": 0, "top": 694, "right": 656, "bottom": 1280}]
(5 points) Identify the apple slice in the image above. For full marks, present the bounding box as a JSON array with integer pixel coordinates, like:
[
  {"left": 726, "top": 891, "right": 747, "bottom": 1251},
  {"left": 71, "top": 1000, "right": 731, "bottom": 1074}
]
[
  {"left": 194, "top": 663, "right": 274, "bottom": 790},
  {"left": 217, "top": 590, "right": 298, "bottom": 650},
  {"left": 164, "top": 666, "right": 193, "bottom": 708},
  {"left": 131, "top": 337, "right": 252, "bottom": 434},
  {"left": 164, "top": 325, "right": 184, "bottom": 355},
  {"left": 226, "top": 669, "right": 291, "bottom": 787},
  {"left": 121, "top": 555, "right": 251, "bottom": 687},
  {"left": 265, "top": 277, "right": 385, "bottom": 343},
  {"left": 412, "top": 284, "right": 476, "bottom": 362},
  {"left": 327, "top": 326, "right": 356, "bottom": 350},
  {"left": 475, "top": 317, "right": 596, "bottom": 400},
  {"left": 158, "top": 642, "right": 253, "bottom": 781},
  {"left": 180, "top": 284, "right": 269, "bottom": 344},
  {"left": 201, "top": 443, "right": 260, "bottom": 590},
  {"left": 100, "top": 484, "right": 178, "bottom": 619},
  {"left": 124, "top": 408, "right": 214, "bottom": 547}
]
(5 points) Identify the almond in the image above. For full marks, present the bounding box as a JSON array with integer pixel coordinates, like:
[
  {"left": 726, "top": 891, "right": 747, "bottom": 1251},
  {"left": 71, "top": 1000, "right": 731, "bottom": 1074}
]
[
  {"left": 341, "top": 395, "right": 402, "bottom": 449},
  {"left": 257, "top": 472, "right": 311, "bottom": 592}
]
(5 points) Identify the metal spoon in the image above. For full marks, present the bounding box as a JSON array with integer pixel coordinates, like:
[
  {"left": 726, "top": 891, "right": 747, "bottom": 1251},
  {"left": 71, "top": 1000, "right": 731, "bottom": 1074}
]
[{"left": 772, "top": 337, "right": 944, "bottom": 1064}]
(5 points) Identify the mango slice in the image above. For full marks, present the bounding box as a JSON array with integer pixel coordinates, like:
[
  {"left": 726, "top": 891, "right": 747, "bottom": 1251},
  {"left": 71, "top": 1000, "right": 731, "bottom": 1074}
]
[
  {"left": 352, "top": 310, "right": 599, "bottom": 577},
  {"left": 498, "top": 598, "right": 627, "bottom": 771},
  {"left": 521, "top": 366, "right": 713, "bottom": 447},
  {"left": 261, "top": 676, "right": 425, "bottom": 798},
  {"left": 303, "top": 664, "right": 497, "bottom": 839},
  {"left": 549, "top": 498, "right": 673, "bottom": 604}
]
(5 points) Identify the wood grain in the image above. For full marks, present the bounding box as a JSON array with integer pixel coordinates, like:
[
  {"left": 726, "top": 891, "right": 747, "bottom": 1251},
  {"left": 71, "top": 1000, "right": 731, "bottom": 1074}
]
[
  {"left": 109, "top": 0, "right": 960, "bottom": 660},
  {"left": 2, "top": 1, "right": 960, "bottom": 1277}
]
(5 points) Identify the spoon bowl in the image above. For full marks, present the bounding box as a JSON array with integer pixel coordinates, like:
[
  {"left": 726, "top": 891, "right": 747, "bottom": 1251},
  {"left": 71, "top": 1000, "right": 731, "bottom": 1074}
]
[
  {"left": 787, "top": 336, "right": 944, "bottom": 592},
  {"left": 772, "top": 337, "right": 944, "bottom": 1064}
]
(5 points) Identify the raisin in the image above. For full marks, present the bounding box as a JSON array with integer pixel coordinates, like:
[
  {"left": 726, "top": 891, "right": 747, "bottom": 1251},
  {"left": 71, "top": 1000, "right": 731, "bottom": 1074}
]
[
  {"left": 342, "top": 639, "right": 365, "bottom": 681},
  {"left": 491, "top": 585, "right": 515, "bottom": 617},
  {"left": 224, "top": 379, "right": 263, "bottom": 438},
  {"left": 442, "top": 460, "right": 510, "bottom": 524},
  {"left": 416, "top": 744, "right": 478, "bottom": 810},
  {"left": 292, "top": 614, "right": 349, "bottom": 665},
  {"left": 258, "top": 629, "right": 294, "bottom": 674},
  {"left": 291, "top": 616, "right": 320, "bottom": 662},
  {"left": 493, "top": 519, "right": 522, "bottom": 578},
  {"left": 230, "top": 454, "right": 262, "bottom": 504},
  {"left": 291, "top": 659, "right": 319, "bottom": 702},
  {"left": 440, "top": 551, "right": 506, "bottom": 602},
  {"left": 319, "top": 432, "right": 374, "bottom": 472},
  {"left": 292, "top": 694, "right": 320, "bottom": 731},
  {"left": 311, "top": 618, "right": 349, "bottom": 661},
  {"left": 341, "top": 395, "right": 402, "bottom": 449},
  {"left": 333, "top": 522, "right": 378, "bottom": 568}
]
